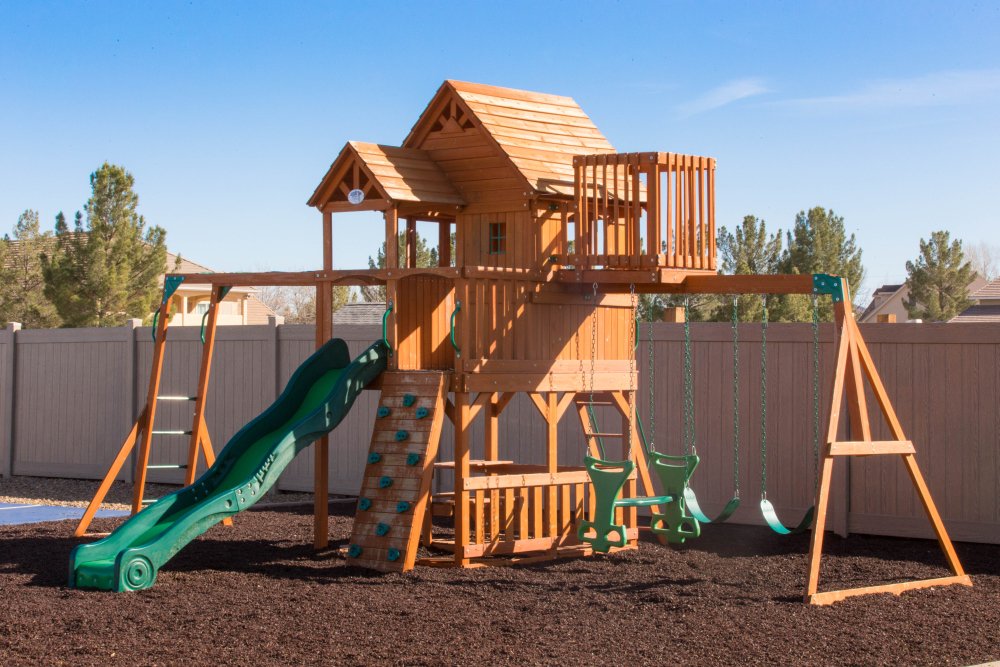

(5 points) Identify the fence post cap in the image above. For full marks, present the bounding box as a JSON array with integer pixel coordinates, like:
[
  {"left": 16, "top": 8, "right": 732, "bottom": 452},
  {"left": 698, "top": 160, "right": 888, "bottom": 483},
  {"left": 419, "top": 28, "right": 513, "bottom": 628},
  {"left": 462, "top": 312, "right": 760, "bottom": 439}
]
[
  {"left": 268, "top": 315, "right": 285, "bottom": 326},
  {"left": 5, "top": 322, "right": 22, "bottom": 332},
  {"left": 127, "top": 318, "right": 142, "bottom": 329}
]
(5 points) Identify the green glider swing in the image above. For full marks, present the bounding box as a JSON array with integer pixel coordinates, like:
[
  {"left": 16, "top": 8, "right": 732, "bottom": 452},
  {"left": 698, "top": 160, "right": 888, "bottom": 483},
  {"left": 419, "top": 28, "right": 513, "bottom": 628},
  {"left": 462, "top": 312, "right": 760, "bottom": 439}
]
[{"left": 577, "top": 285, "right": 700, "bottom": 553}]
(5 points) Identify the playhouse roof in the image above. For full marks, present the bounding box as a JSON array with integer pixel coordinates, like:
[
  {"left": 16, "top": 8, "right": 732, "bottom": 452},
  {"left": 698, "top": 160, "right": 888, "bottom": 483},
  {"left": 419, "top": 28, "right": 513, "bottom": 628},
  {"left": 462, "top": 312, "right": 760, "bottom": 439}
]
[
  {"left": 404, "top": 80, "right": 617, "bottom": 196},
  {"left": 307, "top": 141, "right": 465, "bottom": 208}
]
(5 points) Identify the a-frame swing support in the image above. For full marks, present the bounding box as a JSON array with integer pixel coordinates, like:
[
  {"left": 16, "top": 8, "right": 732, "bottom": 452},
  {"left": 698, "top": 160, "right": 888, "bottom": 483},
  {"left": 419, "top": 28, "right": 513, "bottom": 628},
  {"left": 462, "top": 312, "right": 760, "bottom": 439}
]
[
  {"left": 803, "top": 275, "right": 971, "bottom": 604},
  {"left": 75, "top": 279, "right": 231, "bottom": 537}
]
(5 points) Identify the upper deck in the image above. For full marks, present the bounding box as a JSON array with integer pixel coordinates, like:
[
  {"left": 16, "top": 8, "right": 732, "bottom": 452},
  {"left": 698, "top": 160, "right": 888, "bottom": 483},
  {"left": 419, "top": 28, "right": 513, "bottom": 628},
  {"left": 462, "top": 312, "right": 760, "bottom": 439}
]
[{"left": 564, "top": 152, "right": 716, "bottom": 273}]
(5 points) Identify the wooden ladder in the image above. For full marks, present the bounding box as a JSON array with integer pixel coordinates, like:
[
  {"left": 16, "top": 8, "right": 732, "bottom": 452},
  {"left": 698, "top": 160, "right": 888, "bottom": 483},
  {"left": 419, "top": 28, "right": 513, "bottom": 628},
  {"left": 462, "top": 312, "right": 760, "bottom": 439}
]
[
  {"left": 75, "top": 283, "right": 230, "bottom": 536},
  {"left": 346, "top": 371, "right": 448, "bottom": 572}
]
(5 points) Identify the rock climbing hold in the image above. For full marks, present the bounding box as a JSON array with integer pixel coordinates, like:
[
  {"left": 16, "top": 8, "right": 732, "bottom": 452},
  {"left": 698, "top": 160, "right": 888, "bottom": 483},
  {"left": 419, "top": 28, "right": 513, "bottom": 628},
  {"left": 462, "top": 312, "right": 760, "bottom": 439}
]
[
  {"left": 406, "top": 452, "right": 420, "bottom": 466},
  {"left": 358, "top": 497, "right": 372, "bottom": 511},
  {"left": 402, "top": 394, "right": 416, "bottom": 407},
  {"left": 415, "top": 406, "right": 429, "bottom": 419},
  {"left": 347, "top": 544, "right": 362, "bottom": 558},
  {"left": 394, "top": 430, "right": 409, "bottom": 442},
  {"left": 379, "top": 476, "right": 393, "bottom": 489},
  {"left": 387, "top": 548, "right": 401, "bottom": 562},
  {"left": 377, "top": 406, "right": 391, "bottom": 418},
  {"left": 367, "top": 452, "right": 382, "bottom": 464},
  {"left": 396, "top": 501, "right": 411, "bottom": 513},
  {"left": 376, "top": 522, "right": 390, "bottom": 536}
]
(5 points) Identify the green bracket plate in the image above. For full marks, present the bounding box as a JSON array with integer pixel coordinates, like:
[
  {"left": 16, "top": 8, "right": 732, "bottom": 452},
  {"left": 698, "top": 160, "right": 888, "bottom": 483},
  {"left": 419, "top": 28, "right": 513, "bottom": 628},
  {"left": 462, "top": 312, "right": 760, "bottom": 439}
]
[
  {"left": 162, "top": 275, "right": 185, "bottom": 304},
  {"left": 812, "top": 274, "right": 844, "bottom": 303}
]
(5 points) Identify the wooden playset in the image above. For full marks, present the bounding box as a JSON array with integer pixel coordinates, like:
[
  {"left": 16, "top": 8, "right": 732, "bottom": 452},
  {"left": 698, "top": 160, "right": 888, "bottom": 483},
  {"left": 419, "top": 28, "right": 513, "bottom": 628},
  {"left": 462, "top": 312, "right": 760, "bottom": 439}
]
[{"left": 74, "top": 80, "right": 970, "bottom": 603}]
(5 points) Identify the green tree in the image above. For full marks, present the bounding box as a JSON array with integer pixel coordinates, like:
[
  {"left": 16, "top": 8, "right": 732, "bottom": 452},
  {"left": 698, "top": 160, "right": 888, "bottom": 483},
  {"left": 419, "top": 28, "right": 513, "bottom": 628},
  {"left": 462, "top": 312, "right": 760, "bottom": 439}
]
[
  {"left": 361, "top": 231, "right": 439, "bottom": 302},
  {"left": 904, "top": 231, "right": 975, "bottom": 321},
  {"left": 0, "top": 210, "right": 61, "bottom": 328},
  {"left": 776, "top": 207, "right": 865, "bottom": 321},
  {"left": 42, "top": 164, "right": 169, "bottom": 327},
  {"left": 709, "top": 215, "right": 783, "bottom": 322}
]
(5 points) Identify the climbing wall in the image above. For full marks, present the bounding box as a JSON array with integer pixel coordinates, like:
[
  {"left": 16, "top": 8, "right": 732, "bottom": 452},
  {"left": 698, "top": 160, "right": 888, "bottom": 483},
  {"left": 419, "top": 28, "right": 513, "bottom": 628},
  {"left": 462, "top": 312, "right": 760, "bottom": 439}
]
[{"left": 346, "top": 371, "right": 448, "bottom": 572}]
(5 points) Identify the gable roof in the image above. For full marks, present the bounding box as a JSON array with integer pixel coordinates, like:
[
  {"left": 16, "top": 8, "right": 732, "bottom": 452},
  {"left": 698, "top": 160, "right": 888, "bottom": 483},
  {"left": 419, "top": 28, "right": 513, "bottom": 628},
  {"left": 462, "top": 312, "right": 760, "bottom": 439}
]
[
  {"left": 950, "top": 305, "right": 1000, "bottom": 323},
  {"left": 859, "top": 283, "right": 907, "bottom": 322},
  {"left": 970, "top": 276, "right": 1000, "bottom": 300},
  {"left": 403, "top": 80, "right": 617, "bottom": 196},
  {"left": 308, "top": 141, "right": 465, "bottom": 208}
]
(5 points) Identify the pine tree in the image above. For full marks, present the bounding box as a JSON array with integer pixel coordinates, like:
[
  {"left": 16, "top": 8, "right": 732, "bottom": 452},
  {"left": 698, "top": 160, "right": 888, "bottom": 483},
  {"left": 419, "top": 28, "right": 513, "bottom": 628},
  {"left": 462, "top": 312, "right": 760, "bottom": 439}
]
[
  {"left": 776, "top": 207, "right": 865, "bottom": 321},
  {"left": 42, "top": 164, "right": 169, "bottom": 327},
  {"left": 0, "top": 210, "right": 61, "bottom": 328},
  {"left": 709, "top": 215, "right": 783, "bottom": 322},
  {"left": 904, "top": 231, "right": 975, "bottom": 321}
]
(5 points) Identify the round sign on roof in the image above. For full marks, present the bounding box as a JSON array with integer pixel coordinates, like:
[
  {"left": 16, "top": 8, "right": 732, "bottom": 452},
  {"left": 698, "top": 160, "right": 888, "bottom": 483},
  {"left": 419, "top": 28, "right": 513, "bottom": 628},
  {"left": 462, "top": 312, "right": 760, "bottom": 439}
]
[{"left": 347, "top": 189, "right": 365, "bottom": 205}]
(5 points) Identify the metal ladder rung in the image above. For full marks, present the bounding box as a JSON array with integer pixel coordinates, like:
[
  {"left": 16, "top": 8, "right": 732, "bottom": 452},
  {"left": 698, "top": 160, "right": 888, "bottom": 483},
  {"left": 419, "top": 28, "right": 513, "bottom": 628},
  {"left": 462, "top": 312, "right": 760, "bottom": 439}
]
[
  {"left": 151, "top": 430, "right": 193, "bottom": 436},
  {"left": 146, "top": 464, "right": 188, "bottom": 470},
  {"left": 157, "top": 395, "right": 197, "bottom": 401},
  {"left": 141, "top": 498, "right": 157, "bottom": 505},
  {"left": 586, "top": 432, "right": 623, "bottom": 438}
]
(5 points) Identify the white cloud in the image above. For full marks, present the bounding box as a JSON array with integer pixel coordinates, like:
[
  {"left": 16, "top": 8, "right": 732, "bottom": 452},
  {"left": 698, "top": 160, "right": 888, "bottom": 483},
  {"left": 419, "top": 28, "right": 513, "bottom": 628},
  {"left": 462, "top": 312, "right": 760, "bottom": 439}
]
[
  {"left": 676, "top": 78, "right": 769, "bottom": 116},
  {"left": 780, "top": 69, "right": 1000, "bottom": 112}
]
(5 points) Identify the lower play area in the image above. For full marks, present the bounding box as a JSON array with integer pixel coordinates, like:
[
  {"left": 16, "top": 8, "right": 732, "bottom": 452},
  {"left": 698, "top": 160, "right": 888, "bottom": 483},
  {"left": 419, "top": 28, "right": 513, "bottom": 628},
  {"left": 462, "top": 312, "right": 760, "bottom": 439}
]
[{"left": 1, "top": 505, "right": 997, "bottom": 665}]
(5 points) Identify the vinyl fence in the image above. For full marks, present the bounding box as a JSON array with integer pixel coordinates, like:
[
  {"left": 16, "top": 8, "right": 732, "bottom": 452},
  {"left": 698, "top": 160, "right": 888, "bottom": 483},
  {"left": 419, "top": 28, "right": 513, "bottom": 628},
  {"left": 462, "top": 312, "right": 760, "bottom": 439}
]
[{"left": 1, "top": 320, "right": 997, "bottom": 544}]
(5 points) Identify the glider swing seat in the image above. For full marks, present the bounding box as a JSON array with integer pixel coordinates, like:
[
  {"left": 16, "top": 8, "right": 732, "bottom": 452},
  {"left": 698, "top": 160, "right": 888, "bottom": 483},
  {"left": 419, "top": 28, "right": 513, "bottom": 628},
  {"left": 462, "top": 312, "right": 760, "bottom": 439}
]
[{"left": 577, "top": 286, "right": 700, "bottom": 553}]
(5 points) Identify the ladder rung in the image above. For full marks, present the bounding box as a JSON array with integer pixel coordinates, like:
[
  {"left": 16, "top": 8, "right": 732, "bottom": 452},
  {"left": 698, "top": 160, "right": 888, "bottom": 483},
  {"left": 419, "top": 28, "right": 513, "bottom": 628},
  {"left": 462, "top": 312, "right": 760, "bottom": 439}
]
[
  {"left": 146, "top": 464, "right": 188, "bottom": 470},
  {"left": 578, "top": 400, "right": 615, "bottom": 407},
  {"left": 151, "top": 430, "right": 192, "bottom": 436},
  {"left": 157, "top": 395, "right": 197, "bottom": 401},
  {"left": 141, "top": 498, "right": 157, "bottom": 505},
  {"left": 586, "top": 432, "right": 623, "bottom": 438}
]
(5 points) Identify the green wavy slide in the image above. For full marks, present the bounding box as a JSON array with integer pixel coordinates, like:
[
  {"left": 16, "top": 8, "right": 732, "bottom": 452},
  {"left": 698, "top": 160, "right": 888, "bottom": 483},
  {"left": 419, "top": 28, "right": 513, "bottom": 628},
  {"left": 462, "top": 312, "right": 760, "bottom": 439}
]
[{"left": 69, "top": 338, "right": 388, "bottom": 592}]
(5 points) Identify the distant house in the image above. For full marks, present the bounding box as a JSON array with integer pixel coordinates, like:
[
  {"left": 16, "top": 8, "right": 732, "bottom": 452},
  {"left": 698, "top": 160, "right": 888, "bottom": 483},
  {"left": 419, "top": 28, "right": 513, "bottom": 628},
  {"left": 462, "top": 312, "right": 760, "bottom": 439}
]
[
  {"left": 860, "top": 276, "right": 987, "bottom": 323},
  {"left": 164, "top": 252, "right": 276, "bottom": 326},
  {"left": 951, "top": 277, "right": 1000, "bottom": 323},
  {"left": 332, "top": 301, "right": 385, "bottom": 326}
]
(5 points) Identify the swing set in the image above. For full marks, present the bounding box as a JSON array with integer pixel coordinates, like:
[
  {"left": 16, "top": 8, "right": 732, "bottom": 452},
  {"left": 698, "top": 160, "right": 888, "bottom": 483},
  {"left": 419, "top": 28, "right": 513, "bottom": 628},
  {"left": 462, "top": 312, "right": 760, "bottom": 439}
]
[{"left": 576, "top": 274, "right": 970, "bottom": 604}]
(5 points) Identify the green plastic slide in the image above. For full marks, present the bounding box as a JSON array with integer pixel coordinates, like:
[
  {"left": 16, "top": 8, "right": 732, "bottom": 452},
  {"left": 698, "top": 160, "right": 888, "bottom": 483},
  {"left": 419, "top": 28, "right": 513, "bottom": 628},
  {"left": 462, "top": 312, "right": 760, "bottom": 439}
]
[{"left": 69, "top": 338, "right": 388, "bottom": 592}]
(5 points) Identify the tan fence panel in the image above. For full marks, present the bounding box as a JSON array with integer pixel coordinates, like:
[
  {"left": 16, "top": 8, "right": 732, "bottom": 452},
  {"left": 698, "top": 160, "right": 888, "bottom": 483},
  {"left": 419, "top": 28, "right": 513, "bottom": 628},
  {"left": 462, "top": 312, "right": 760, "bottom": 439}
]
[
  {"left": 848, "top": 324, "right": 1000, "bottom": 543},
  {"left": 11, "top": 327, "right": 133, "bottom": 479}
]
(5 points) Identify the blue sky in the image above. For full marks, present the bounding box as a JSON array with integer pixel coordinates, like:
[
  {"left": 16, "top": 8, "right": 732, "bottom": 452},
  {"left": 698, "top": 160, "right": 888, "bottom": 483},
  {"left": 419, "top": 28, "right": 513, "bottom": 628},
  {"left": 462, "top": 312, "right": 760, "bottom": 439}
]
[{"left": 2, "top": 1, "right": 999, "bottom": 303}]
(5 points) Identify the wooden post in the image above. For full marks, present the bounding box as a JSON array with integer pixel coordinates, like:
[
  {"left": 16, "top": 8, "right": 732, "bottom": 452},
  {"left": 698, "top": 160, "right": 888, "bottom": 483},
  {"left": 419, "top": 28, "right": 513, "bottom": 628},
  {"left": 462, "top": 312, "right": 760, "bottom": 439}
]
[
  {"left": 454, "top": 392, "right": 471, "bottom": 566},
  {"left": 1, "top": 323, "right": 21, "bottom": 479},
  {"left": 385, "top": 208, "right": 399, "bottom": 269},
  {"left": 186, "top": 286, "right": 223, "bottom": 484},
  {"left": 438, "top": 221, "right": 451, "bottom": 267},
  {"left": 131, "top": 297, "right": 173, "bottom": 514},
  {"left": 314, "top": 211, "right": 334, "bottom": 549},
  {"left": 545, "top": 392, "right": 558, "bottom": 542},
  {"left": 661, "top": 307, "right": 685, "bottom": 323}
]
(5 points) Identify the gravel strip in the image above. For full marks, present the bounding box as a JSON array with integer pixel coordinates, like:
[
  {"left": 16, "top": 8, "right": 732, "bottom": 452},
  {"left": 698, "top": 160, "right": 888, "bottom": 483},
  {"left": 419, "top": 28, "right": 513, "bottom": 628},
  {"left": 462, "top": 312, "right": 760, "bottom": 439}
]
[{"left": 0, "top": 475, "right": 315, "bottom": 510}]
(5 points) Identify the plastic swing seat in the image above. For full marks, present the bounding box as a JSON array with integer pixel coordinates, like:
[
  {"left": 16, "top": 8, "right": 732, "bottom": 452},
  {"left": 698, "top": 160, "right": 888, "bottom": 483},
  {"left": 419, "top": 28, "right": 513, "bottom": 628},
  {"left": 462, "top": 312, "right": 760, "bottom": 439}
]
[
  {"left": 760, "top": 499, "right": 815, "bottom": 535},
  {"left": 577, "top": 453, "right": 701, "bottom": 553},
  {"left": 684, "top": 487, "right": 740, "bottom": 524}
]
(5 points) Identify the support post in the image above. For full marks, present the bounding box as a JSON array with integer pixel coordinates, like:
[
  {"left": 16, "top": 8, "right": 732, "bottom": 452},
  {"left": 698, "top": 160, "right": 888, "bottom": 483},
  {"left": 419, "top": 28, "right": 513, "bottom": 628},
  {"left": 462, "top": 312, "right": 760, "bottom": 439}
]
[
  {"left": 314, "top": 211, "right": 335, "bottom": 549},
  {"left": 131, "top": 296, "right": 173, "bottom": 514},
  {"left": 454, "top": 392, "right": 471, "bottom": 566},
  {"left": 1, "top": 323, "right": 21, "bottom": 479}
]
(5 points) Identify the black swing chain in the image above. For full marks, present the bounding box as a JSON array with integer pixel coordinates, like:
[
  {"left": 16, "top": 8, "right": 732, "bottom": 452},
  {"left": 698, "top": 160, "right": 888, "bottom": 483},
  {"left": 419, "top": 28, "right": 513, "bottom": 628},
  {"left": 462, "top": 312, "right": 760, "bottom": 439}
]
[
  {"left": 731, "top": 296, "right": 740, "bottom": 499},
  {"left": 683, "top": 297, "right": 696, "bottom": 456},
  {"left": 811, "top": 294, "right": 821, "bottom": 491},
  {"left": 627, "top": 284, "right": 636, "bottom": 462},
  {"left": 760, "top": 295, "right": 769, "bottom": 499},
  {"left": 648, "top": 301, "right": 656, "bottom": 454}
]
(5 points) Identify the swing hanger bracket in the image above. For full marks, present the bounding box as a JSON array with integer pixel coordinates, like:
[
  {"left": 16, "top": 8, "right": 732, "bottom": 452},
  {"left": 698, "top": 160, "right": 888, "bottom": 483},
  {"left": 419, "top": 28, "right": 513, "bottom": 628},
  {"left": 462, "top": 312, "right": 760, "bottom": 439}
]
[{"left": 811, "top": 274, "right": 844, "bottom": 303}]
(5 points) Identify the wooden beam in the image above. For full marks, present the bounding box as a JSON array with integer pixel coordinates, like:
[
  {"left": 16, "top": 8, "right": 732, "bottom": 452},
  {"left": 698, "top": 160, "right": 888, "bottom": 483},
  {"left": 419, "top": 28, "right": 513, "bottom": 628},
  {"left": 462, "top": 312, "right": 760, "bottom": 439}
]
[
  {"left": 828, "top": 440, "right": 915, "bottom": 456},
  {"left": 808, "top": 575, "right": 972, "bottom": 606}
]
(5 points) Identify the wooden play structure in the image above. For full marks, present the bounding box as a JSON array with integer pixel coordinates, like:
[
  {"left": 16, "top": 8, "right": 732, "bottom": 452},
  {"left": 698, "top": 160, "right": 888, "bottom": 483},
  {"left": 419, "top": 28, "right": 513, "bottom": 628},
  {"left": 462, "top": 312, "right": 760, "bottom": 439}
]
[{"left": 77, "top": 80, "right": 970, "bottom": 603}]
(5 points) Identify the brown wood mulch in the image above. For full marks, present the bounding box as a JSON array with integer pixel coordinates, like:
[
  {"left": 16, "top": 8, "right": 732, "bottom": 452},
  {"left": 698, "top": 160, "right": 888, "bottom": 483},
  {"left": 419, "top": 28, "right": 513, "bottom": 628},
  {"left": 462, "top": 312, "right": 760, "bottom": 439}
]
[{"left": 0, "top": 505, "right": 997, "bottom": 666}]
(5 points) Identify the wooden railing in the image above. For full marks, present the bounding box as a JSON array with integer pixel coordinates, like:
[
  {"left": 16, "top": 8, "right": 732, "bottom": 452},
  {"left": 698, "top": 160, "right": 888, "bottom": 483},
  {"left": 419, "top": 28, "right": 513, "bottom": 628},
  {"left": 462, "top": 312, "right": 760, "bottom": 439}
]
[
  {"left": 437, "top": 466, "right": 638, "bottom": 559},
  {"left": 568, "top": 152, "right": 716, "bottom": 271}
]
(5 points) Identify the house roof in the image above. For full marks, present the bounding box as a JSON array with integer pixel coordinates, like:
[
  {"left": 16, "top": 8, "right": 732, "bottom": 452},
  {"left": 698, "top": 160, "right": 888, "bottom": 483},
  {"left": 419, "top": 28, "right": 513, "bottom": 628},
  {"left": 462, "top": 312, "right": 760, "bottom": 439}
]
[
  {"left": 332, "top": 302, "right": 385, "bottom": 325},
  {"left": 859, "top": 283, "right": 907, "bottom": 321},
  {"left": 970, "top": 276, "right": 1000, "bottom": 300},
  {"left": 308, "top": 142, "right": 466, "bottom": 208},
  {"left": 950, "top": 305, "right": 1000, "bottom": 323}
]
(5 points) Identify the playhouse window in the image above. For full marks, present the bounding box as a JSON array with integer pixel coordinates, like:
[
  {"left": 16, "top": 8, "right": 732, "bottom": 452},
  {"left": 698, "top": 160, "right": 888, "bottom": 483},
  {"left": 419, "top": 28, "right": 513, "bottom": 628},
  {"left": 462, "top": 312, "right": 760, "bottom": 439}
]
[{"left": 488, "top": 222, "right": 506, "bottom": 255}]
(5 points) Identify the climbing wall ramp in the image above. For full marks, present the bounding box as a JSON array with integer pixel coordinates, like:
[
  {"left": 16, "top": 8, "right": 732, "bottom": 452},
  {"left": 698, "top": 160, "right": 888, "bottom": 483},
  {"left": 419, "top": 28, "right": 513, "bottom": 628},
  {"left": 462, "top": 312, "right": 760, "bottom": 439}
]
[{"left": 347, "top": 371, "right": 449, "bottom": 572}]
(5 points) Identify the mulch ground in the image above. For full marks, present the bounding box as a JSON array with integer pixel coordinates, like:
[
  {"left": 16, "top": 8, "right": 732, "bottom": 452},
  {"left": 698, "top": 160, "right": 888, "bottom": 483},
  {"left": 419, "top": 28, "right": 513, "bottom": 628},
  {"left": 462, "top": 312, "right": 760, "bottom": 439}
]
[{"left": 0, "top": 505, "right": 997, "bottom": 666}]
